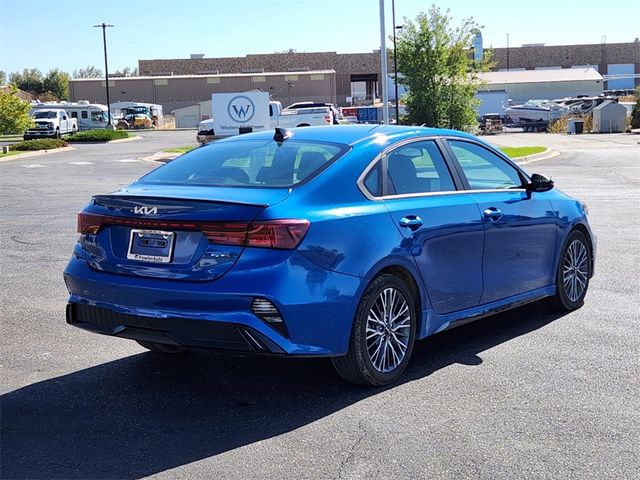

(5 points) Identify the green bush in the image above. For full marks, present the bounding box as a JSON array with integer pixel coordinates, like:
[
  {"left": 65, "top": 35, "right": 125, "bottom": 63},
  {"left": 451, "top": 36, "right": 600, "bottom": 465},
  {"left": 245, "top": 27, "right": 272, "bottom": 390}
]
[
  {"left": 67, "top": 129, "right": 130, "bottom": 142},
  {"left": 11, "top": 138, "right": 68, "bottom": 151}
]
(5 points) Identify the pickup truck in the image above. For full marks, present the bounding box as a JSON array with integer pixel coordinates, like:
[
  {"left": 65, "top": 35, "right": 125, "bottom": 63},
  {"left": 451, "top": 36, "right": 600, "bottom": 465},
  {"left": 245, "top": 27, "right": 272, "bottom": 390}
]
[
  {"left": 196, "top": 100, "right": 335, "bottom": 145},
  {"left": 24, "top": 109, "right": 78, "bottom": 140}
]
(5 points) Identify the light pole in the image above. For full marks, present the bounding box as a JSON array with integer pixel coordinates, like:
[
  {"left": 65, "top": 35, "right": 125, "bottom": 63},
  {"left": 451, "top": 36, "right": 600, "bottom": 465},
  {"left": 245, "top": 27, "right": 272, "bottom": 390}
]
[
  {"left": 94, "top": 23, "right": 114, "bottom": 127},
  {"left": 506, "top": 33, "right": 510, "bottom": 71},
  {"left": 393, "top": 16, "right": 402, "bottom": 124},
  {"left": 287, "top": 80, "right": 295, "bottom": 106},
  {"left": 378, "top": 0, "right": 389, "bottom": 124}
]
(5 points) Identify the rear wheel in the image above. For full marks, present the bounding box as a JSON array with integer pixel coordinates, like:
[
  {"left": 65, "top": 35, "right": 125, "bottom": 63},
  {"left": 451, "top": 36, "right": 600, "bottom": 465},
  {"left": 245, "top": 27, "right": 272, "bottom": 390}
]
[
  {"left": 136, "top": 340, "right": 185, "bottom": 354},
  {"left": 332, "top": 274, "right": 417, "bottom": 386},
  {"left": 548, "top": 230, "right": 591, "bottom": 311}
]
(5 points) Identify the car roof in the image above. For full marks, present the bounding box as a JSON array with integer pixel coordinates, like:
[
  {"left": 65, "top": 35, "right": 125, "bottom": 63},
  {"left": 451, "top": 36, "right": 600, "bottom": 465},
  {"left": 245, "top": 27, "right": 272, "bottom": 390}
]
[{"left": 216, "top": 124, "right": 478, "bottom": 147}]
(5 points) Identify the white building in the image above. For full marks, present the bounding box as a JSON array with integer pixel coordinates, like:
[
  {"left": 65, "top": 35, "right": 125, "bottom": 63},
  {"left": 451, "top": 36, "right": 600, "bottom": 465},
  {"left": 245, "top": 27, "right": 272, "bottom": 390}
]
[{"left": 476, "top": 68, "right": 604, "bottom": 104}]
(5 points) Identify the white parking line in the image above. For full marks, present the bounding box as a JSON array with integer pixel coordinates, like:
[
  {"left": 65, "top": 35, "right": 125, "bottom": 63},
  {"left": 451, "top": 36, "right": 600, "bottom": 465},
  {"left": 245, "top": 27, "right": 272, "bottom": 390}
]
[
  {"left": 67, "top": 161, "right": 94, "bottom": 165},
  {"left": 20, "top": 164, "right": 46, "bottom": 168},
  {"left": 115, "top": 159, "right": 140, "bottom": 163}
]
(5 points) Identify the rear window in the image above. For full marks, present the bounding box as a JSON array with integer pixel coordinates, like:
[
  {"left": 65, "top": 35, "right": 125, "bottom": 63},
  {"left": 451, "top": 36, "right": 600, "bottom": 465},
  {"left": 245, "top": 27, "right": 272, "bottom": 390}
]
[{"left": 139, "top": 139, "right": 348, "bottom": 188}]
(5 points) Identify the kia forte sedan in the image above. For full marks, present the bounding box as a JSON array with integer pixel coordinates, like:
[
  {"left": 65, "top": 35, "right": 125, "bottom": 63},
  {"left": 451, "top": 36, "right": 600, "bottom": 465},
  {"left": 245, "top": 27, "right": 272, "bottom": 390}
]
[{"left": 64, "top": 125, "right": 595, "bottom": 386}]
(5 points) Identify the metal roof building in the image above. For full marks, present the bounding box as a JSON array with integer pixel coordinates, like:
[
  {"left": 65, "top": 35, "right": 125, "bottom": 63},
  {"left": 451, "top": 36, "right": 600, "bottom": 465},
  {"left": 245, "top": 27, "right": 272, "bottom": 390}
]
[
  {"left": 68, "top": 70, "right": 337, "bottom": 113},
  {"left": 476, "top": 68, "right": 605, "bottom": 103}
]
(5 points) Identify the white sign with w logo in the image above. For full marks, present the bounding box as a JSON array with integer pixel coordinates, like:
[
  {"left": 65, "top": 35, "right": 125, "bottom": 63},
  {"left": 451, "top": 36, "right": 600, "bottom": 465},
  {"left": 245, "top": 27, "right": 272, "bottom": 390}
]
[{"left": 212, "top": 91, "right": 270, "bottom": 136}]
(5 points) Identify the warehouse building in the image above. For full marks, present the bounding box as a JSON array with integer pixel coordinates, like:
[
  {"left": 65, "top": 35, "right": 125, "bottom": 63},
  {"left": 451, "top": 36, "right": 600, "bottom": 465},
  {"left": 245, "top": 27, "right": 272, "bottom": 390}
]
[
  {"left": 476, "top": 68, "right": 605, "bottom": 104},
  {"left": 138, "top": 41, "right": 639, "bottom": 104},
  {"left": 68, "top": 70, "right": 337, "bottom": 113}
]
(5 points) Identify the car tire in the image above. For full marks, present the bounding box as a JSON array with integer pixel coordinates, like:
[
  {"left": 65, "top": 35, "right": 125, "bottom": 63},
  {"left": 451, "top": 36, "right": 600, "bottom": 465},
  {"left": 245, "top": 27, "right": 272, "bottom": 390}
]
[
  {"left": 332, "top": 274, "right": 417, "bottom": 386},
  {"left": 136, "top": 340, "right": 185, "bottom": 354},
  {"left": 55, "top": 129, "right": 61, "bottom": 139},
  {"left": 547, "top": 229, "right": 591, "bottom": 311}
]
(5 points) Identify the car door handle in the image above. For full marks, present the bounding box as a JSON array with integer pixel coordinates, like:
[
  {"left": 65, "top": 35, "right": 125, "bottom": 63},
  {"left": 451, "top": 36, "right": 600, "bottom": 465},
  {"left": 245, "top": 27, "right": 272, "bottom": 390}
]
[
  {"left": 399, "top": 215, "right": 423, "bottom": 231},
  {"left": 483, "top": 207, "right": 503, "bottom": 222}
]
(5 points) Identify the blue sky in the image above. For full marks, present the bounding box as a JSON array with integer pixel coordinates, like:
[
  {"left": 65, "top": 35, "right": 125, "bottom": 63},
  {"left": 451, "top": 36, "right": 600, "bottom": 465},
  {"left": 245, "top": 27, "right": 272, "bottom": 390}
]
[{"left": 1, "top": 0, "right": 638, "bottom": 75}]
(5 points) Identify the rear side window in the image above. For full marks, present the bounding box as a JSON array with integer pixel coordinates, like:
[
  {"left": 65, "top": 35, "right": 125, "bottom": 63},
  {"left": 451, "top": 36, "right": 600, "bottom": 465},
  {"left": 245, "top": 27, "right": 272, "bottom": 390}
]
[
  {"left": 386, "top": 141, "right": 455, "bottom": 195},
  {"left": 448, "top": 140, "right": 524, "bottom": 190},
  {"left": 139, "top": 139, "right": 348, "bottom": 188}
]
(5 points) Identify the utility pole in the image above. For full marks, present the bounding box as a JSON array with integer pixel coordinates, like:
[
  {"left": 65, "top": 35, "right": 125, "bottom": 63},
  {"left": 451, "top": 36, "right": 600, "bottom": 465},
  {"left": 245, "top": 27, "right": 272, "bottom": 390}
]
[
  {"left": 94, "top": 23, "right": 114, "bottom": 127},
  {"left": 506, "top": 33, "right": 510, "bottom": 71},
  {"left": 378, "top": 0, "right": 389, "bottom": 124},
  {"left": 392, "top": 0, "right": 401, "bottom": 124}
]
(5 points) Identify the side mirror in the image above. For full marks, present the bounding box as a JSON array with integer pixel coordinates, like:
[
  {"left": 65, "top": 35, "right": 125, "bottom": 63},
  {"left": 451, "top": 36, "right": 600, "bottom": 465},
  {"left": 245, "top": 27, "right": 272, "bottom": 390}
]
[{"left": 528, "top": 173, "right": 554, "bottom": 193}]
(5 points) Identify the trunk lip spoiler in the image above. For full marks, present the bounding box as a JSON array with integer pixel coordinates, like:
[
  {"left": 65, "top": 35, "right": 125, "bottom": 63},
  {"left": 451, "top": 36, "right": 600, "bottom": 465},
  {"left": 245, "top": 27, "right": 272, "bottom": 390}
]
[{"left": 92, "top": 193, "right": 271, "bottom": 209}]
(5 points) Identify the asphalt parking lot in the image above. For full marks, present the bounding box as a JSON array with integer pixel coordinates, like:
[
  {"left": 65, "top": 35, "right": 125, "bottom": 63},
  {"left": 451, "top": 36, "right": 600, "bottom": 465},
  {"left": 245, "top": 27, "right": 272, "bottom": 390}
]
[{"left": 1, "top": 130, "right": 638, "bottom": 479}]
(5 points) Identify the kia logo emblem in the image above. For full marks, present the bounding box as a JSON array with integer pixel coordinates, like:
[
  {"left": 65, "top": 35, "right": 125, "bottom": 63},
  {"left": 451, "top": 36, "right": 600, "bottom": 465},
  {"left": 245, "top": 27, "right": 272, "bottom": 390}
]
[
  {"left": 228, "top": 95, "right": 255, "bottom": 123},
  {"left": 133, "top": 206, "right": 158, "bottom": 215}
]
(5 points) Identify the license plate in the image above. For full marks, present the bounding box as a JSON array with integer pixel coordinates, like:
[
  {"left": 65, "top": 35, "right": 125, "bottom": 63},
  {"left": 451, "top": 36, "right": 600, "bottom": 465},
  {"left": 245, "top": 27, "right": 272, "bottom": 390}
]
[{"left": 127, "top": 229, "right": 175, "bottom": 263}]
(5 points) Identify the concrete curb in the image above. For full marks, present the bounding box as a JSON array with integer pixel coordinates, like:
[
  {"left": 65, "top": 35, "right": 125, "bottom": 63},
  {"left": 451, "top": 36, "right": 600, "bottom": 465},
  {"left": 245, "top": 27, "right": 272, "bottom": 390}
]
[
  {"left": 107, "top": 135, "right": 142, "bottom": 144},
  {"left": 0, "top": 146, "right": 76, "bottom": 163},
  {"left": 513, "top": 149, "right": 560, "bottom": 165},
  {"left": 143, "top": 151, "right": 180, "bottom": 164}
]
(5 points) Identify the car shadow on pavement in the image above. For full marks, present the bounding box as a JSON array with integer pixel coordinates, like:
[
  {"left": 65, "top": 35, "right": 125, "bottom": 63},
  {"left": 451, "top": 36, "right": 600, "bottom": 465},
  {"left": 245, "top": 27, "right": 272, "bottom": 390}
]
[{"left": 1, "top": 302, "right": 566, "bottom": 479}]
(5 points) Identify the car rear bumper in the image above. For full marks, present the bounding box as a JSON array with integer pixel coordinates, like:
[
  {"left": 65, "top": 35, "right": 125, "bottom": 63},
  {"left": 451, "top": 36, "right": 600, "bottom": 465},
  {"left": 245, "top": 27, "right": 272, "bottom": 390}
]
[
  {"left": 66, "top": 302, "right": 285, "bottom": 354},
  {"left": 63, "top": 251, "right": 363, "bottom": 356}
]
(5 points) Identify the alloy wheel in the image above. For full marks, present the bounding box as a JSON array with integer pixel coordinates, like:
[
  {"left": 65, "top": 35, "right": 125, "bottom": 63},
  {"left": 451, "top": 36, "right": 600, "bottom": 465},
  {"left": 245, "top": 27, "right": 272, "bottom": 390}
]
[
  {"left": 365, "top": 287, "right": 411, "bottom": 373},
  {"left": 563, "top": 239, "right": 589, "bottom": 302}
]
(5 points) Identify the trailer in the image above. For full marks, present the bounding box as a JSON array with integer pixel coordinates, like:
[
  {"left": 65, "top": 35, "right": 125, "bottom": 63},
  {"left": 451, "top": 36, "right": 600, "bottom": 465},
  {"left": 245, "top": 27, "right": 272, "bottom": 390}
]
[{"left": 30, "top": 101, "right": 110, "bottom": 130}]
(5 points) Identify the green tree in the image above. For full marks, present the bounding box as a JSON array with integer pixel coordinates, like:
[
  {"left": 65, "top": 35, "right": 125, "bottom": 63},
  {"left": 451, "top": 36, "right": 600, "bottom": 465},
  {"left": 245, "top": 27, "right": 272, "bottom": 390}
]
[
  {"left": 112, "top": 66, "right": 138, "bottom": 77},
  {"left": 0, "top": 70, "right": 6, "bottom": 85},
  {"left": 395, "top": 5, "right": 489, "bottom": 129},
  {"left": 72, "top": 66, "right": 103, "bottom": 78},
  {"left": 0, "top": 85, "right": 34, "bottom": 134},
  {"left": 9, "top": 68, "right": 44, "bottom": 94},
  {"left": 631, "top": 86, "right": 640, "bottom": 129},
  {"left": 43, "top": 69, "right": 70, "bottom": 100}
]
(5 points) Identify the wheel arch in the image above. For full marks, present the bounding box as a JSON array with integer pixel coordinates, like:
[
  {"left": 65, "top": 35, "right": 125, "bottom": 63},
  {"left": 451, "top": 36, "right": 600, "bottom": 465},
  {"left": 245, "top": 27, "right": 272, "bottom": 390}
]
[
  {"left": 568, "top": 222, "right": 595, "bottom": 278},
  {"left": 359, "top": 262, "right": 427, "bottom": 338}
]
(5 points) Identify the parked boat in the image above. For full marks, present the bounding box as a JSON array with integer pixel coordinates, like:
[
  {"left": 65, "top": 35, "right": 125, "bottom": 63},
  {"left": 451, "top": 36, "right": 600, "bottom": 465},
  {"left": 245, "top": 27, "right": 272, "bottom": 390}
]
[{"left": 505, "top": 99, "right": 566, "bottom": 125}]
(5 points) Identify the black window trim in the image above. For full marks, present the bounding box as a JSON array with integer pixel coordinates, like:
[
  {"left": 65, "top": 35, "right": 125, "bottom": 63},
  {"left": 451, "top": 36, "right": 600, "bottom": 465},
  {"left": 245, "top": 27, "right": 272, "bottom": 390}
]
[{"left": 357, "top": 136, "right": 467, "bottom": 201}]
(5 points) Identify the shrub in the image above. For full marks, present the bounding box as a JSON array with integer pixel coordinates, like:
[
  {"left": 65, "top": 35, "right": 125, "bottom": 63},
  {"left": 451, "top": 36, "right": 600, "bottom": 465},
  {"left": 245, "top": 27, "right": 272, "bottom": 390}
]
[
  {"left": 67, "top": 129, "right": 130, "bottom": 142},
  {"left": 631, "top": 87, "right": 640, "bottom": 129},
  {"left": 11, "top": 138, "right": 68, "bottom": 151}
]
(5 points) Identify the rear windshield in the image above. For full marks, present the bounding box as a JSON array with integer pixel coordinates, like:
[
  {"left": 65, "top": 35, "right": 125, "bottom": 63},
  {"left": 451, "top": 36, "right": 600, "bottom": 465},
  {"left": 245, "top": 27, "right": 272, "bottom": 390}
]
[{"left": 139, "top": 139, "right": 348, "bottom": 188}]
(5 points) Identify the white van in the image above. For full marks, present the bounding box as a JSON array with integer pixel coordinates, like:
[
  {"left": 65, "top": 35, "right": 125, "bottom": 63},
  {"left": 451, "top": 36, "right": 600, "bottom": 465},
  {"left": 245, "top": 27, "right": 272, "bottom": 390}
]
[{"left": 30, "top": 101, "right": 110, "bottom": 130}]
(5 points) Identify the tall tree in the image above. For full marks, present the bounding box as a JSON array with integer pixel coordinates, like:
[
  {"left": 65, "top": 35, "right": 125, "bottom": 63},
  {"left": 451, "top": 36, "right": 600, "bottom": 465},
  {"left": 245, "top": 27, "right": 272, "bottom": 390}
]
[
  {"left": 72, "top": 66, "right": 103, "bottom": 78},
  {"left": 0, "top": 85, "right": 34, "bottom": 134},
  {"left": 43, "top": 69, "right": 70, "bottom": 100},
  {"left": 395, "top": 5, "right": 489, "bottom": 129},
  {"left": 9, "top": 68, "right": 44, "bottom": 94},
  {"left": 0, "top": 71, "right": 6, "bottom": 85}
]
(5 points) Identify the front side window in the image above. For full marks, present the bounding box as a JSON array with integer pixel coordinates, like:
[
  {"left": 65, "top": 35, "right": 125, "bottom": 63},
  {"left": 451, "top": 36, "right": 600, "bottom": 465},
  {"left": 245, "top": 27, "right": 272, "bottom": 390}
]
[
  {"left": 139, "top": 139, "right": 347, "bottom": 188},
  {"left": 91, "top": 110, "right": 105, "bottom": 123},
  {"left": 385, "top": 141, "right": 455, "bottom": 195},
  {"left": 448, "top": 140, "right": 524, "bottom": 190}
]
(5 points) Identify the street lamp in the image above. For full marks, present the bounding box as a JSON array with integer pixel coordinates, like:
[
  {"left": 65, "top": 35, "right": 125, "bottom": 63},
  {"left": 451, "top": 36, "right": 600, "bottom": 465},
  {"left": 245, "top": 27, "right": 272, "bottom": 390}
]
[
  {"left": 378, "top": 0, "right": 389, "bottom": 124},
  {"left": 392, "top": 0, "right": 403, "bottom": 124},
  {"left": 94, "top": 23, "right": 114, "bottom": 127},
  {"left": 506, "top": 33, "right": 510, "bottom": 71}
]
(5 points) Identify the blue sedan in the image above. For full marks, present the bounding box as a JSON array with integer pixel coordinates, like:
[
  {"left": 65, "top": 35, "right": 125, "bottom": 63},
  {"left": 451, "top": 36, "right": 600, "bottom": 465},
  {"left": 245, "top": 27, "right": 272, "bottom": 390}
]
[{"left": 64, "top": 125, "right": 595, "bottom": 385}]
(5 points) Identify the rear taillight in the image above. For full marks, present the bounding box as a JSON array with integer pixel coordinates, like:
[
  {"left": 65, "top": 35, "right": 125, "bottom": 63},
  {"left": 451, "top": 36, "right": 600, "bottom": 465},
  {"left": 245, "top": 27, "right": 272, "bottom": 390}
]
[
  {"left": 246, "top": 220, "right": 309, "bottom": 249},
  {"left": 77, "top": 211, "right": 104, "bottom": 234},
  {"left": 77, "top": 211, "right": 309, "bottom": 249}
]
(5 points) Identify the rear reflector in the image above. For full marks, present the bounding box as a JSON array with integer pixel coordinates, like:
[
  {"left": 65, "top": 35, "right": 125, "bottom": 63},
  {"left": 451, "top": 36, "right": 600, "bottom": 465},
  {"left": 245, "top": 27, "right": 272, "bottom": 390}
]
[{"left": 77, "top": 211, "right": 309, "bottom": 250}]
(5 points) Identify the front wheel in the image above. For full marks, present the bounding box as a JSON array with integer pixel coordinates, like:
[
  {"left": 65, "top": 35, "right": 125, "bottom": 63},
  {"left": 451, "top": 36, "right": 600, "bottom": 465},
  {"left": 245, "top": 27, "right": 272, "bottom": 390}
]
[
  {"left": 332, "top": 274, "right": 417, "bottom": 386},
  {"left": 548, "top": 230, "right": 591, "bottom": 311}
]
